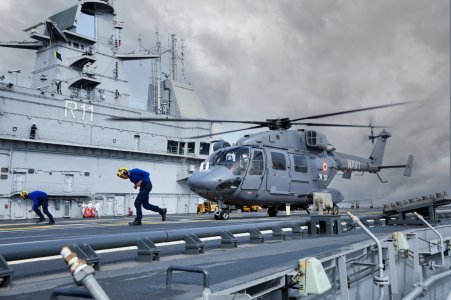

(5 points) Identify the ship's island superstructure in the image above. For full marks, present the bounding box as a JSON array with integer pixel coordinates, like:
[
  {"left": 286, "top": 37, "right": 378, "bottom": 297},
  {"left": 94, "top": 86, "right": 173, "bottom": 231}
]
[{"left": 0, "top": 0, "right": 212, "bottom": 220}]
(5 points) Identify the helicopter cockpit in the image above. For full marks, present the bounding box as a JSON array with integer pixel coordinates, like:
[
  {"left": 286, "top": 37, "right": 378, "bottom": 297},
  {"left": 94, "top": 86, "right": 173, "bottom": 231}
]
[{"left": 200, "top": 147, "right": 250, "bottom": 176}]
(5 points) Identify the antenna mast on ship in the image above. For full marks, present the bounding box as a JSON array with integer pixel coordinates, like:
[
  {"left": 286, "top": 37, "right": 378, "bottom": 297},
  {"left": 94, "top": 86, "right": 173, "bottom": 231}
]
[
  {"left": 170, "top": 34, "right": 177, "bottom": 81},
  {"left": 150, "top": 0, "right": 164, "bottom": 115},
  {"left": 151, "top": 31, "right": 180, "bottom": 115},
  {"left": 152, "top": 28, "right": 163, "bottom": 114},
  {"left": 180, "top": 38, "right": 186, "bottom": 82}
]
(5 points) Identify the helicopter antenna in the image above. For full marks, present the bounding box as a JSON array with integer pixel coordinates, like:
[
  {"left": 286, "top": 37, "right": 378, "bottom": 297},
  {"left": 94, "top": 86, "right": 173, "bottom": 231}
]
[{"left": 376, "top": 173, "right": 388, "bottom": 183}]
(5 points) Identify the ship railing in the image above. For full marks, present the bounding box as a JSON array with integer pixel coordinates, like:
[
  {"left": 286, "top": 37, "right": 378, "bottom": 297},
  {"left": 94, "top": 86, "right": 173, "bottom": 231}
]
[
  {"left": 0, "top": 127, "right": 93, "bottom": 146},
  {"left": 0, "top": 73, "right": 62, "bottom": 95},
  {"left": 0, "top": 73, "right": 33, "bottom": 89},
  {"left": 0, "top": 72, "right": 121, "bottom": 105},
  {"left": 0, "top": 73, "right": 159, "bottom": 113},
  {"left": 0, "top": 128, "right": 201, "bottom": 159},
  {"left": 0, "top": 126, "right": 29, "bottom": 139}
]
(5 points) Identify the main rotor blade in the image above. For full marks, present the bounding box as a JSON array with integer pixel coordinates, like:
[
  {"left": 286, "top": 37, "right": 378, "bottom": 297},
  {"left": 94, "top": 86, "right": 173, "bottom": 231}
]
[
  {"left": 292, "top": 122, "right": 388, "bottom": 128},
  {"left": 186, "top": 125, "right": 266, "bottom": 139},
  {"left": 291, "top": 101, "right": 408, "bottom": 122},
  {"left": 109, "top": 116, "right": 267, "bottom": 126}
]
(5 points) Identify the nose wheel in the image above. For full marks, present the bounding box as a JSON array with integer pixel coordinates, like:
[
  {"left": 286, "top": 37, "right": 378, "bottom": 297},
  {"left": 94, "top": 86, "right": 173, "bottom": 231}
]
[
  {"left": 267, "top": 207, "right": 278, "bottom": 217},
  {"left": 332, "top": 204, "right": 339, "bottom": 215},
  {"left": 214, "top": 209, "right": 230, "bottom": 220}
]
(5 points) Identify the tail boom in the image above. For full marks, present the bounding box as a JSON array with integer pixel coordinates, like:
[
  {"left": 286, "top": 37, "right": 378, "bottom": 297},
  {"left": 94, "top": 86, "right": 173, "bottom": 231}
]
[{"left": 332, "top": 130, "right": 413, "bottom": 180}]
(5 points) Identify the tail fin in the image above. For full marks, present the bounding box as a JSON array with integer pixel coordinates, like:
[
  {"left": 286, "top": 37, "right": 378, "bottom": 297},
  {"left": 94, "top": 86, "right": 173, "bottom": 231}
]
[
  {"left": 404, "top": 154, "right": 414, "bottom": 177},
  {"left": 369, "top": 130, "right": 392, "bottom": 165}
]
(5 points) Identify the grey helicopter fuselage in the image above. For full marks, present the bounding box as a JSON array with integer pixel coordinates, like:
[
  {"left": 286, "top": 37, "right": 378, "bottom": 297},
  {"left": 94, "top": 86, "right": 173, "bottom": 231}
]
[
  {"left": 187, "top": 128, "right": 413, "bottom": 216},
  {"left": 188, "top": 129, "right": 338, "bottom": 210}
]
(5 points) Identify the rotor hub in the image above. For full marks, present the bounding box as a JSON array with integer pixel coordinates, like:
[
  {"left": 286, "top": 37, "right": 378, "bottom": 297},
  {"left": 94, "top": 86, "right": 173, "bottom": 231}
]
[{"left": 266, "top": 118, "right": 292, "bottom": 130}]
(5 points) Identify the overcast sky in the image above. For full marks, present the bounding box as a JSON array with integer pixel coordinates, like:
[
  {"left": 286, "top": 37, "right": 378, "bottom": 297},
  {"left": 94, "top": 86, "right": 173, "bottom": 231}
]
[{"left": 0, "top": 0, "right": 449, "bottom": 204}]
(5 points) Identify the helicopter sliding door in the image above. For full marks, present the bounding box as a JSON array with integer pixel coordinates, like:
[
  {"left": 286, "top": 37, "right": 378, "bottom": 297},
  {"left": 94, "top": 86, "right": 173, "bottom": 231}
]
[
  {"left": 266, "top": 150, "right": 290, "bottom": 194},
  {"left": 241, "top": 149, "right": 265, "bottom": 190},
  {"left": 289, "top": 154, "right": 312, "bottom": 194}
]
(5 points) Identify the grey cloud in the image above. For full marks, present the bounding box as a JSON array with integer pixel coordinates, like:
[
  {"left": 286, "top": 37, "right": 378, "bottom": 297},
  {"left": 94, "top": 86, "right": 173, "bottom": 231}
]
[{"left": 0, "top": 0, "right": 449, "bottom": 202}]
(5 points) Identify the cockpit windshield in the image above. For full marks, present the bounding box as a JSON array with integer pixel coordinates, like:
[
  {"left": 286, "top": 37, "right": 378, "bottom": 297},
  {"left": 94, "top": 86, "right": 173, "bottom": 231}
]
[{"left": 200, "top": 147, "right": 250, "bottom": 175}]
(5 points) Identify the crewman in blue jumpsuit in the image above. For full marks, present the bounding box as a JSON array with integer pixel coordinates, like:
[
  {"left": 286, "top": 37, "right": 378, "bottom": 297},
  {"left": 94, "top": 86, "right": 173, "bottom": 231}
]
[
  {"left": 117, "top": 167, "right": 167, "bottom": 226},
  {"left": 20, "top": 191, "right": 55, "bottom": 225}
]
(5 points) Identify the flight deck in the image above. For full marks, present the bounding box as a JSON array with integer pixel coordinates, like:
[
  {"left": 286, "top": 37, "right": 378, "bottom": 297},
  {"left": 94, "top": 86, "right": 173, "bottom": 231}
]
[{"left": 1, "top": 208, "right": 450, "bottom": 299}]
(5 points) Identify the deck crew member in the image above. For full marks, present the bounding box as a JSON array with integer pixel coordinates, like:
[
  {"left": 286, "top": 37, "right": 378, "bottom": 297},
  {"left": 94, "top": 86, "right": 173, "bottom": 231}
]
[
  {"left": 117, "top": 168, "right": 167, "bottom": 225},
  {"left": 20, "top": 191, "right": 55, "bottom": 225}
]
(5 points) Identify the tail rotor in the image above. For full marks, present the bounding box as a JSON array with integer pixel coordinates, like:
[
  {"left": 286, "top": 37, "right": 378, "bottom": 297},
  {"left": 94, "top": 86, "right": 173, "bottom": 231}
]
[{"left": 368, "top": 116, "right": 377, "bottom": 145}]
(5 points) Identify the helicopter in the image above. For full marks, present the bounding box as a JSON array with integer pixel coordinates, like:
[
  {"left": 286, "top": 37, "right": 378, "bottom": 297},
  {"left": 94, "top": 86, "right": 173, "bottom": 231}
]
[{"left": 112, "top": 102, "right": 414, "bottom": 220}]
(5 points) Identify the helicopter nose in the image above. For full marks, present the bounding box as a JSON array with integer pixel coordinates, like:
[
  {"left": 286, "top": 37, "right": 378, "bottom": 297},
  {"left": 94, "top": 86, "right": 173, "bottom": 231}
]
[
  {"left": 187, "top": 166, "right": 234, "bottom": 192},
  {"left": 187, "top": 172, "right": 216, "bottom": 191}
]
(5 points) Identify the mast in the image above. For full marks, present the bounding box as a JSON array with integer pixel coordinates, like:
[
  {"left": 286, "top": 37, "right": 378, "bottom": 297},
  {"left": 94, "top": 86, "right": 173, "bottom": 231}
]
[
  {"left": 170, "top": 34, "right": 177, "bottom": 81},
  {"left": 180, "top": 38, "right": 186, "bottom": 82},
  {"left": 155, "top": 29, "right": 162, "bottom": 114}
]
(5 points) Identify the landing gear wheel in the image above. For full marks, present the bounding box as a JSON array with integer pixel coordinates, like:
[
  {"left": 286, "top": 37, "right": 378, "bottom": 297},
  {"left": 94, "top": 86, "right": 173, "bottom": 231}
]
[
  {"left": 267, "top": 207, "right": 278, "bottom": 217},
  {"left": 332, "top": 204, "right": 339, "bottom": 215},
  {"left": 214, "top": 210, "right": 229, "bottom": 220},
  {"left": 219, "top": 210, "right": 229, "bottom": 220}
]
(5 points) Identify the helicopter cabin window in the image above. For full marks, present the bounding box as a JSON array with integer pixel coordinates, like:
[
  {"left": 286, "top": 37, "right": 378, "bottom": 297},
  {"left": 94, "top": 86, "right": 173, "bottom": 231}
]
[
  {"left": 271, "top": 152, "right": 286, "bottom": 170},
  {"left": 248, "top": 150, "right": 264, "bottom": 175},
  {"left": 199, "top": 142, "right": 210, "bottom": 155},
  {"left": 212, "top": 147, "right": 250, "bottom": 176},
  {"left": 293, "top": 155, "right": 308, "bottom": 173},
  {"left": 201, "top": 149, "right": 224, "bottom": 170}
]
